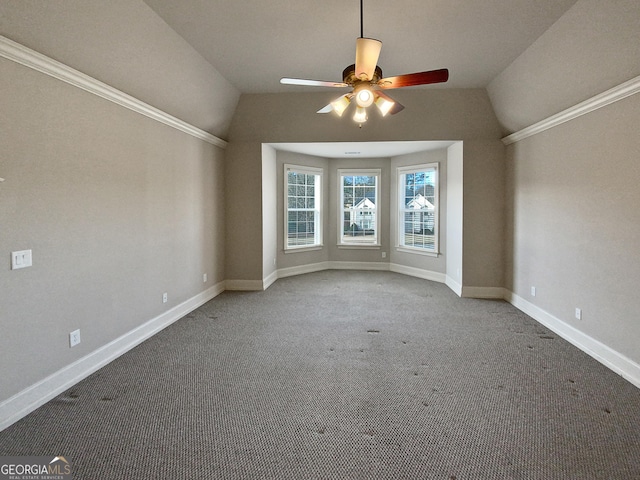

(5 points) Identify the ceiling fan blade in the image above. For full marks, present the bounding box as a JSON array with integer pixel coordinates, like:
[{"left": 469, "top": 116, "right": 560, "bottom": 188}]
[
  {"left": 355, "top": 38, "right": 382, "bottom": 81},
  {"left": 378, "top": 68, "right": 449, "bottom": 89},
  {"left": 280, "top": 78, "right": 348, "bottom": 88},
  {"left": 317, "top": 104, "right": 334, "bottom": 114},
  {"left": 375, "top": 91, "right": 405, "bottom": 116}
]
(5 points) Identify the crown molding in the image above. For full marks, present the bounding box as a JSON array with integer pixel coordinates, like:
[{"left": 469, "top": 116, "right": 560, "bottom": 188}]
[
  {"left": 0, "top": 35, "right": 227, "bottom": 149},
  {"left": 502, "top": 74, "right": 640, "bottom": 145}
]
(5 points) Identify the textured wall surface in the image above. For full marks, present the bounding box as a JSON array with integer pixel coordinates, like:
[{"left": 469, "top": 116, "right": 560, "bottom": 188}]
[
  {"left": 504, "top": 93, "right": 640, "bottom": 365},
  {"left": 0, "top": 57, "right": 226, "bottom": 401}
]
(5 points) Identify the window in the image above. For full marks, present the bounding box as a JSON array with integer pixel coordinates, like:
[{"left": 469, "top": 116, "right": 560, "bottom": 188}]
[
  {"left": 285, "top": 164, "right": 322, "bottom": 250},
  {"left": 338, "top": 169, "right": 380, "bottom": 246},
  {"left": 398, "top": 163, "right": 439, "bottom": 253}
]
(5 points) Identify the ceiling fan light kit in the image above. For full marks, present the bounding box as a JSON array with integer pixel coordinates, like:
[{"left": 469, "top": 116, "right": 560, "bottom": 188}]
[{"left": 280, "top": 0, "right": 449, "bottom": 125}]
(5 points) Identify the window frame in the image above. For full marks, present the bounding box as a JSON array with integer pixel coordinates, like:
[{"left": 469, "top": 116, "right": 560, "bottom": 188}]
[
  {"left": 284, "top": 164, "right": 323, "bottom": 252},
  {"left": 337, "top": 168, "right": 381, "bottom": 247},
  {"left": 397, "top": 163, "right": 439, "bottom": 256}
]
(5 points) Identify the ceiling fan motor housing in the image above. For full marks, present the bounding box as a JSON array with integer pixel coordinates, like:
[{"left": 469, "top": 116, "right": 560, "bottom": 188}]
[{"left": 342, "top": 64, "right": 383, "bottom": 85}]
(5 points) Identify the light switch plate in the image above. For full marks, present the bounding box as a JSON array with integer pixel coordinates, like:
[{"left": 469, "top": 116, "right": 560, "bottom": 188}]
[{"left": 11, "top": 250, "right": 32, "bottom": 270}]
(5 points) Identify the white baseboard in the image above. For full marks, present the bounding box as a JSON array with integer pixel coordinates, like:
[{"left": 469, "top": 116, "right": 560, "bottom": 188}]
[
  {"left": 238, "top": 262, "right": 447, "bottom": 291},
  {"left": 506, "top": 291, "right": 640, "bottom": 389},
  {"left": 390, "top": 263, "right": 447, "bottom": 283},
  {"left": 276, "top": 261, "right": 330, "bottom": 279},
  {"left": 0, "top": 282, "right": 225, "bottom": 431},
  {"left": 276, "top": 261, "right": 447, "bottom": 288},
  {"left": 328, "top": 261, "right": 390, "bottom": 271},
  {"left": 262, "top": 270, "right": 279, "bottom": 290},
  {"left": 445, "top": 276, "right": 463, "bottom": 297}
]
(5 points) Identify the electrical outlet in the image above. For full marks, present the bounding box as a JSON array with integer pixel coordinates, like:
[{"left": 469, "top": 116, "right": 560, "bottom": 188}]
[
  {"left": 575, "top": 308, "right": 582, "bottom": 320},
  {"left": 162, "top": 292, "right": 168, "bottom": 303},
  {"left": 531, "top": 286, "right": 536, "bottom": 297},
  {"left": 69, "top": 329, "right": 81, "bottom": 348},
  {"left": 203, "top": 273, "right": 208, "bottom": 283},
  {"left": 11, "top": 250, "right": 32, "bottom": 270},
  {"left": 381, "top": 252, "right": 387, "bottom": 258}
]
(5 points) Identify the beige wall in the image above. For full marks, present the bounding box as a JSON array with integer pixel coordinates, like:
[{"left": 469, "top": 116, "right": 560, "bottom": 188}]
[
  {"left": 224, "top": 142, "right": 264, "bottom": 282},
  {"left": 225, "top": 89, "right": 505, "bottom": 288},
  {"left": 505, "top": 93, "right": 640, "bottom": 364},
  {"left": 462, "top": 140, "right": 506, "bottom": 288},
  {"left": 0, "top": 57, "right": 226, "bottom": 401}
]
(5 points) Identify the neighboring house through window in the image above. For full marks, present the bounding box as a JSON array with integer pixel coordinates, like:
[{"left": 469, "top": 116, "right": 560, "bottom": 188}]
[
  {"left": 398, "top": 163, "right": 439, "bottom": 254},
  {"left": 338, "top": 169, "right": 380, "bottom": 246},
  {"left": 285, "top": 164, "right": 322, "bottom": 250}
]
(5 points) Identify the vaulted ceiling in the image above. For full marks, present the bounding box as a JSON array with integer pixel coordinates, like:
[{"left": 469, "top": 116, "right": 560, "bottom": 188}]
[
  {"left": 143, "top": 0, "right": 578, "bottom": 94},
  {"left": 12, "top": 0, "right": 636, "bottom": 139}
]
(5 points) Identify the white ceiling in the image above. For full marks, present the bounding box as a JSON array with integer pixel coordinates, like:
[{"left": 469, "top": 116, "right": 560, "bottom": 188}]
[{"left": 143, "top": 0, "right": 578, "bottom": 94}]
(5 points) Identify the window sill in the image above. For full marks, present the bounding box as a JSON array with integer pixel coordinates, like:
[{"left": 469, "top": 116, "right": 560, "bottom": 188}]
[
  {"left": 284, "top": 245, "right": 323, "bottom": 254},
  {"left": 396, "top": 246, "right": 440, "bottom": 257}
]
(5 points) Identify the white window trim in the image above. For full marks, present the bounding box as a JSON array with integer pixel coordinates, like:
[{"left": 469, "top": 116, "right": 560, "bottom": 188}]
[
  {"left": 284, "top": 164, "right": 323, "bottom": 252},
  {"left": 397, "top": 163, "right": 439, "bottom": 255},
  {"left": 337, "top": 168, "right": 381, "bottom": 247}
]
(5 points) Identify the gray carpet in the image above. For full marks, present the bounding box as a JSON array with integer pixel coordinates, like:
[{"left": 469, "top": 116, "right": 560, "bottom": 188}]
[{"left": 1, "top": 270, "right": 639, "bottom": 479}]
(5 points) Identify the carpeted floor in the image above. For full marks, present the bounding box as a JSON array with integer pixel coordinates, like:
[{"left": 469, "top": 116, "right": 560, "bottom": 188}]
[{"left": 1, "top": 270, "right": 639, "bottom": 479}]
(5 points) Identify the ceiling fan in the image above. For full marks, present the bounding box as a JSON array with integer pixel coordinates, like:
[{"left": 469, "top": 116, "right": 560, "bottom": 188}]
[{"left": 280, "top": 0, "right": 449, "bottom": 124}]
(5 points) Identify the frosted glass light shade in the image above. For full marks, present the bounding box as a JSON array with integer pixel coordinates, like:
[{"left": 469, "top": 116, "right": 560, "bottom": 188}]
[
  {"left": 331, "top": 95, "right": 351, "bottom": 116},
  {"left": 375, "top": 95, "right": 395, "bottom": 116},
  {"left": 353, "top": 106, "right": 368, "bottom": 123}
]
